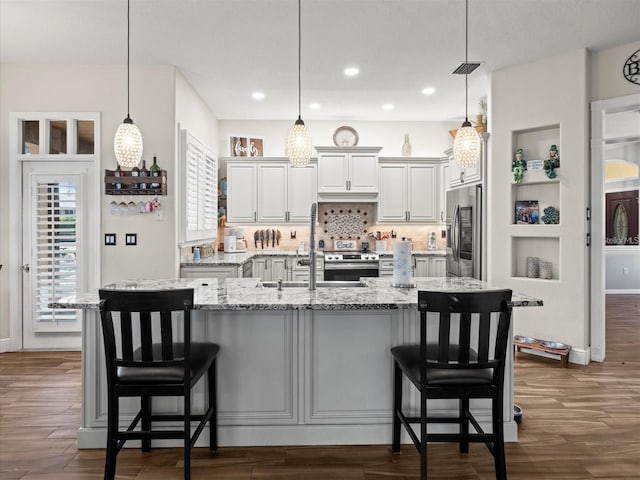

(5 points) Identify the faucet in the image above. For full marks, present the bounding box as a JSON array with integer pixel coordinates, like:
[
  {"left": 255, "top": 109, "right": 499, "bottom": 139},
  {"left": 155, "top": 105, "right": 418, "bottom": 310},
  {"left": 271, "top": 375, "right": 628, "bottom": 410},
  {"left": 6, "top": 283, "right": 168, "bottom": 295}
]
[{"left": 308, "top": 202, "right": 317, "bottom": 291}]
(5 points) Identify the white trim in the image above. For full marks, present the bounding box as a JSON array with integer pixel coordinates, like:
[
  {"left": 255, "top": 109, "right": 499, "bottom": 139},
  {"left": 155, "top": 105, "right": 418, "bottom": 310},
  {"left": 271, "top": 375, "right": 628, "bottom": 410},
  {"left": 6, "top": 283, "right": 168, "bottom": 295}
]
[
  {"left": 5, "top": 112, "right": 101, "bottom": 351},
  {"left": 590, "top": 94, "right": 640, "bottom": 364},
  {"left": 605, "top": 289, "right": 640, "bottom": 294}
]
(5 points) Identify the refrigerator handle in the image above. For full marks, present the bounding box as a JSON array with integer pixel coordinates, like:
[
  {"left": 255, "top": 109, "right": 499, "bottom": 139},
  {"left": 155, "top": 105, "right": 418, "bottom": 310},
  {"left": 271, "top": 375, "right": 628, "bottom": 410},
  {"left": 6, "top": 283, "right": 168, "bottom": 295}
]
[{"left": 452, "top": 205, "right": 460, "bottom": 260}]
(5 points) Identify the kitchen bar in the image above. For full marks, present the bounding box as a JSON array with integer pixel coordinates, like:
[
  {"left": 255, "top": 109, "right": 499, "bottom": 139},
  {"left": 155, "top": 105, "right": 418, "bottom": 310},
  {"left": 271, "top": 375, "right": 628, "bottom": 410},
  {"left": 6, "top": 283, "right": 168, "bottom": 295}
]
[{"left": 52, "top": 276, "right": 541, "bottom": 449}]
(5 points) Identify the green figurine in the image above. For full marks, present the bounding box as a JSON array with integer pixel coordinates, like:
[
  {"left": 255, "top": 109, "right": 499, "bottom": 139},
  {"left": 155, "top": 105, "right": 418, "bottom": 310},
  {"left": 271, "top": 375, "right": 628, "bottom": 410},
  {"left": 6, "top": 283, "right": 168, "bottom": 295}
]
[
  {"left": 544, "top": 144, "right": 559, "bottom": 179},
  {"left": 512, "top": 148, "right": 527, "bottom": 183}
]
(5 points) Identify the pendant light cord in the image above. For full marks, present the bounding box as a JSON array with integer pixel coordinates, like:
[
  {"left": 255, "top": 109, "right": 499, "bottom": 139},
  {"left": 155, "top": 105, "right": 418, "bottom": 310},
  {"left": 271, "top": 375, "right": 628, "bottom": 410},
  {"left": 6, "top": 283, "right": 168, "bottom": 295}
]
[
  {"left": 297, "top": 0, "right": 301, "bottom": 120},
  {"left": 127, "top": 0, "right": 131, "bottom": 118},
  {"left": 464, "top": 0, "right": 468, "bottom": 122}
]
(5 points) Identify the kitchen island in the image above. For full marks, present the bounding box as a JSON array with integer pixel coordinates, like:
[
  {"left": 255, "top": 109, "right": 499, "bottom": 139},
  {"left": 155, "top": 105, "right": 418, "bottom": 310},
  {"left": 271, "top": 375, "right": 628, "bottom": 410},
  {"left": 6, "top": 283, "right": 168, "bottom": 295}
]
[{"left": 52, "top": 277, "right": 541, "bottom": 448}]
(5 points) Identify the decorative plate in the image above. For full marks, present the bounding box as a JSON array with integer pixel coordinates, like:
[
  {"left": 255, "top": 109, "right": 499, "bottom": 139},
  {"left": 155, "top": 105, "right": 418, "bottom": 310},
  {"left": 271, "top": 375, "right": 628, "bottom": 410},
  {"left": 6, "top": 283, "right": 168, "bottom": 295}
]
[{"left": 333, "top": 126, "right": 359, "bottom": 147}]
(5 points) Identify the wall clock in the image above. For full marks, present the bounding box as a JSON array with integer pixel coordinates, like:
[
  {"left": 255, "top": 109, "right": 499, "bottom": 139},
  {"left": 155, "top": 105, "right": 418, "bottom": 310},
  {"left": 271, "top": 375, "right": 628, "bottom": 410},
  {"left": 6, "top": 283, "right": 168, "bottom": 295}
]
[{"left": 333, "top": 126, "right": 359, "bottom": 147}]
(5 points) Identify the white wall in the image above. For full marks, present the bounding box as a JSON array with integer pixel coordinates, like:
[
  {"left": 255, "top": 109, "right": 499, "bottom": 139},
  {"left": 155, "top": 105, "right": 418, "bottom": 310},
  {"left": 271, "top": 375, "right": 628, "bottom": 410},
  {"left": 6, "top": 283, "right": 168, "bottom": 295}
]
[
  {"left": 218, "top": 120, "right": 458, "bottom": 159},
  {"left": 0, "top": 63, "right": 178, "bottom": 340},
  {"left": 488, "top": 49, "right": 590, "bottom": 356},
  {"left": 591, "top": 40, "right": 640, "bottom": 102}
]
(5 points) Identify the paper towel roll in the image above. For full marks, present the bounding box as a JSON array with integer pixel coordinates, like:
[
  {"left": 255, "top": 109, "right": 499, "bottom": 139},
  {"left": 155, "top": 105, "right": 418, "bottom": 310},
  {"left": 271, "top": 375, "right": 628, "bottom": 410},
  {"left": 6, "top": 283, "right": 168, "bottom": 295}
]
[{"left": 392, "top": 241, "right": 412, "bottom": 286}]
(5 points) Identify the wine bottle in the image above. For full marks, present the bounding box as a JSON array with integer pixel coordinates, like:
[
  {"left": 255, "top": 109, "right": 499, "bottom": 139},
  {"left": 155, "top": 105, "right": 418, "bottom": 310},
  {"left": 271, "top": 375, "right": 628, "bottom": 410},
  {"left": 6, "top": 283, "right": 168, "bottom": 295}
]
[
  {"left": 114, "top": 164, "right": 122, "bottom": 190},
  {"left": 139, "top": 160, "right": 148, "bottom": 190},
  {"left": 131, "top": 163, "right": 139, "bottom": 189},
  {"left": 149, "top": 155, "right": 161, "bottom": 189}
]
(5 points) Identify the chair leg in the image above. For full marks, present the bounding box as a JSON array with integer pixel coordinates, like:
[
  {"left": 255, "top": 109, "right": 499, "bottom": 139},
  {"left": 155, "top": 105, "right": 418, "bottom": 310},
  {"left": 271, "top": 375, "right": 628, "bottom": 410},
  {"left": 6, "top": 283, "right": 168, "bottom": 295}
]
[
  {"left": 141, "top": 394, "right": 151, "bottom": 452},
  {"left": 420, "top": 387, "right": 427, "bottom": 480},
  {"left": 391, "top": 361, "right": 402, "bottom": 453},
  {"left": 104, "top": 393, "right": 119, "bottom": 480},
  {"left": 184, "top": 389, "right": 191, "bottom": 480},
  {"left": 459, "top": 396, "right": 469, "bottom": 454},
  {"left": 493, "top": 394, "right": 507, "bottom": 480},
  {"left": 208, "top": 359, "right": 218, "bottom": 452}
]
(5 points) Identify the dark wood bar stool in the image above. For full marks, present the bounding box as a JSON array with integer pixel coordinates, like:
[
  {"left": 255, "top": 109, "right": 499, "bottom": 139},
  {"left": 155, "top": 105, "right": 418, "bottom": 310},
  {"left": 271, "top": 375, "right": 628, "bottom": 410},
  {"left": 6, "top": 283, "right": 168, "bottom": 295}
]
[
  {"left": 98, "top": 288, "right": 219, "bottom": 480},
  {"left": 391, "top": 289, "right": 513, "bottom": 480}
]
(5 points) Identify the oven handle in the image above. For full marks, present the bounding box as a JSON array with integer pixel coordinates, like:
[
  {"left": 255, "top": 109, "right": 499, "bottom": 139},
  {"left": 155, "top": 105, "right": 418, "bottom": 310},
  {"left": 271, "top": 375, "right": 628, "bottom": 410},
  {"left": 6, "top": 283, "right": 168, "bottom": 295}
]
[{"left": 324, "top": 263, "right": 379, "bottom": 270}]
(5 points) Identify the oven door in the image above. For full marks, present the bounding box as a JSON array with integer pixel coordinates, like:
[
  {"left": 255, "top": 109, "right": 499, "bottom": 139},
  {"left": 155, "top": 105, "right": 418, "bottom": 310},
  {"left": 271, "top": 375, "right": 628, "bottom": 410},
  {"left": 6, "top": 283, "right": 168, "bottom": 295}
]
[{"left": 324, "top": 263, "right": 379, "bottom": 281}]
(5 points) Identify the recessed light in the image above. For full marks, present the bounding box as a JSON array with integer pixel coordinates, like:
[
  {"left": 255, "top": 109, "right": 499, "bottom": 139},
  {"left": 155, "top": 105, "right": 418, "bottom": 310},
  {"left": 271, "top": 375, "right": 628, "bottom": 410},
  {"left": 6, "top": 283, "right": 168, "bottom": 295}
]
[
  {"left": 309, "top": 103, "right": 321, "bottom": 109},
  {"left": 252, "top": 91, "right": 265, "bottom": 100},
  {"left": 382, "top": 104, "right": 394, "bottom": 110},
  {"left": 344, "top": 66, "right": 359, "bottom": 77},
  {"left": 422, "top": 87, "right": 436, "bottom": 95}
]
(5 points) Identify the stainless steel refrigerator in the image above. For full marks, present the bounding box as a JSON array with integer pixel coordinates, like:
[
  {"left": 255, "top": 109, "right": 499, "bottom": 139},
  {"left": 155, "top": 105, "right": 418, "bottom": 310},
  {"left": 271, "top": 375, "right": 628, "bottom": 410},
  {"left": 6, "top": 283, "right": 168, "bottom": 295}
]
[{"left": 446, "top": 184, "right": 482, "bottom": 279}]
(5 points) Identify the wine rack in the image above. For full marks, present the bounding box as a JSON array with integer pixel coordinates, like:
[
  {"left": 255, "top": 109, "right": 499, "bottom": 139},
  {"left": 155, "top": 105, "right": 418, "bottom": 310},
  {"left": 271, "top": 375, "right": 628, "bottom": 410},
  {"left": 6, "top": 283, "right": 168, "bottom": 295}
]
[{"left": 104, "top": 169, "right": 167, "bottom": 195}]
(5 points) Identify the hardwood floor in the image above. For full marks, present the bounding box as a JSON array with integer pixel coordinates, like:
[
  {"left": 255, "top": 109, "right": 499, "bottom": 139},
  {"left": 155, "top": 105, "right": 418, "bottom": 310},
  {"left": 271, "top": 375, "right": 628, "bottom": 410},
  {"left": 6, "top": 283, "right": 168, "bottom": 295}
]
[{"left": 1, "top": 295, "right": 638, "bottom": 479}]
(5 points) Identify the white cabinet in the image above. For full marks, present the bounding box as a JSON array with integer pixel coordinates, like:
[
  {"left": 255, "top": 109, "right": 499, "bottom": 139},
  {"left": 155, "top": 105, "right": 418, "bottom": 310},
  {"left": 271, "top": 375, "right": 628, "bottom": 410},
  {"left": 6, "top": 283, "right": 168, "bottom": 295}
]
[
  {"left": 378, "top": 161, "right": 438, "bottom": 223},
  {"left": 291, "top": 257, "right": 324, "bottom": 282},
  {"left": 252, "top": 256, "right": 290, "bottom": 281},
  {"left": 413, "top": 256, "right": 446, "bottom": 277},
  {"left": 180, "top": 265, "right": 239, "bottom": 279},
  {"left": 316, "top": 146, "right": 381, "bottom": 200},
  {"left": 413, "top": 257, "right": 429, "bottom": 277},
  {"left": 227, "top": 160, "right": 316, "bottom": 224},
  {"left": 439, "top": 162, "right": 449, "bottom": 223},
  {"left": 227, "top": 163, "right": 257, "bottom": 223},
  {"left": 447, "top": 132, "right": 488, "bottom": 188}
]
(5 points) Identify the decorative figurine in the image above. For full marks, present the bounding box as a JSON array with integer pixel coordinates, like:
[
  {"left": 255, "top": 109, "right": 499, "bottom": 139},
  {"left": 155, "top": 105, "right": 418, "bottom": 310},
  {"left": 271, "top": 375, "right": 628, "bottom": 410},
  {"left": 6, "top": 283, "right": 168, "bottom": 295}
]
[
  {"left": 541, "top": 206, "right": 560, "bottom": 224},
  {"left": 512, "top": 148, "right": 527, "bottom": 183},
  {"left": 544, "top": 144, "right": 559, "bottom": 179}
]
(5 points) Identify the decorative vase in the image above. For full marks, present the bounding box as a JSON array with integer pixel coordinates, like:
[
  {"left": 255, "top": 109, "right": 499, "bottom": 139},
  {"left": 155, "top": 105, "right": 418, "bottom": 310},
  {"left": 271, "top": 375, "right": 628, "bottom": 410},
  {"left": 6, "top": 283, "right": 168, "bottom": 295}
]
[
  {"left": 402, "top": 134, "right": 412, "bottom": 157},
  {"left": 526, "top": 257, "right": 539, "bottom": 278}
]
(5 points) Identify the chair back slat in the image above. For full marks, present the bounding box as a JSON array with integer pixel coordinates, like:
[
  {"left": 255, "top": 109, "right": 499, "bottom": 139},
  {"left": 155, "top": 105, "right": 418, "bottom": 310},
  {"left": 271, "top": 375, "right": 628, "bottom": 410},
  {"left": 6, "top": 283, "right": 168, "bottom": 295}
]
[
  {"left": 417, "top": 290, "right": 513, "bottom": 371},
  {"left": 99, "top": 288, "right": 194, "bottom": 373},
  {"left": 120, "top": 312, "right": 134, "bottom": 361}
]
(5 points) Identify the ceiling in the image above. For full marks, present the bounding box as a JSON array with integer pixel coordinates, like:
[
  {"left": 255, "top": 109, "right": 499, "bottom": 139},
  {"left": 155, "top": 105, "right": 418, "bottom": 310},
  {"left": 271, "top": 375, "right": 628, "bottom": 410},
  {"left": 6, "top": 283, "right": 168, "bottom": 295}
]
[{"left": 1, "top": 0, "right": 639, "bottom": 122}]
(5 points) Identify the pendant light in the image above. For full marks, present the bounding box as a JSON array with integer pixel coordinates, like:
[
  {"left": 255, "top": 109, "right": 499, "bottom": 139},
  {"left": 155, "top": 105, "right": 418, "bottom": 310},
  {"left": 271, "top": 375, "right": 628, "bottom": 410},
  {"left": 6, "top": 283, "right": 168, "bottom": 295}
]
[
  {"left": 452, "top": 0, "right": 480, "bottom": 169},
  {"left": 113, "top": 0, "right": 143, "bottom": 168},
  {"left": 287, "top": 0, "right": 312, "bottom": 167}
]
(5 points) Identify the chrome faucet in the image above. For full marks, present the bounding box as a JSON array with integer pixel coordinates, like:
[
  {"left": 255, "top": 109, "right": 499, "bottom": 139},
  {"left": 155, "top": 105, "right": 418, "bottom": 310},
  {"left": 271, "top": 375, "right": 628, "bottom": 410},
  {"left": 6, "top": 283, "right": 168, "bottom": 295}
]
[{"left": 308, "top": 202, "right": 317, "bottom": 291}]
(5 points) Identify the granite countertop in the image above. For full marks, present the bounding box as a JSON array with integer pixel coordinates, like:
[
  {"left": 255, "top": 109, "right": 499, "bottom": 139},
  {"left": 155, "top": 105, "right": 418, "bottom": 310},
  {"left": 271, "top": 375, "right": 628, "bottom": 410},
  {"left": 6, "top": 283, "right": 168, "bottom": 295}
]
[
  {"left": 51, "top": 277, "right": 542, "bottom": 311},
  {"left": 181, "top": 249, "right": 446, "bottom": 267}
]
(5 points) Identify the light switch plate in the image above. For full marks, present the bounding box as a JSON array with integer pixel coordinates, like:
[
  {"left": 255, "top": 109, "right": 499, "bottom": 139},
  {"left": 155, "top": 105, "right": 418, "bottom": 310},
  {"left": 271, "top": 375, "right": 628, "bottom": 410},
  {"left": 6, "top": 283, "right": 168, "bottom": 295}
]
[
  {"left": 125, "top": 233, "right": 137, "bottom": 246},
  {"left": 105, "top": 233, "right": 116, "bottom": 246}
]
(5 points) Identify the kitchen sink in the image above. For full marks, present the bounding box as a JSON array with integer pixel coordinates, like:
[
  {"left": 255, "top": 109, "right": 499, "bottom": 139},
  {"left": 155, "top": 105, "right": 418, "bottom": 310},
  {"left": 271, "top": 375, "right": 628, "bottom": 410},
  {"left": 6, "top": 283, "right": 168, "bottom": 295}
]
[{"left": 259, "top": 280, "right": 367, "bottom": 288}]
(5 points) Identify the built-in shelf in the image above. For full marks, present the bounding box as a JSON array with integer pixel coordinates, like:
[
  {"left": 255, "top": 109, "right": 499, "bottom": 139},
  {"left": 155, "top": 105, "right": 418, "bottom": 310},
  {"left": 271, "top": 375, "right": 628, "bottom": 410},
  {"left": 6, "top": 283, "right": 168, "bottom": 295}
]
[
  {"left": 104, "top": 169, "right": 167, "bottom": 195},
  {"left": 511, "top": 236, "right": 559, "bottom": 281}
]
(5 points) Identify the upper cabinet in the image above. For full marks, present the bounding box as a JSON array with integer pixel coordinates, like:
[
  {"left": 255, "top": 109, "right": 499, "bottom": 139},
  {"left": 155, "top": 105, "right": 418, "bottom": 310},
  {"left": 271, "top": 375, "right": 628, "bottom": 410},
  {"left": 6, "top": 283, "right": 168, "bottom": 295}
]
[
  {"left": 447, "top": 132, "right": 489, "bottom": 188},
  {"left": 316, "top": 146, "right": 381, "bottom": 201},
  {"left": 227, "top": 159, "right": 316, "bottom": 224},
  {"left": 378, "top": 160, "right": 439, "bottom": 223}
]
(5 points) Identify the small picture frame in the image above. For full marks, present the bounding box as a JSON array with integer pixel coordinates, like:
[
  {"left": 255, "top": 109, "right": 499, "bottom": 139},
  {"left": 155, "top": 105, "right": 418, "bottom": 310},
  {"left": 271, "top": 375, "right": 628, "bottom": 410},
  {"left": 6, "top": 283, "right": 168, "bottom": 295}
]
[
  {"left": 515, "top": 200, "right": 540, "bottom": 224},
  {"left": 230, "top": 136, "right": 264, "bottom": 157}
]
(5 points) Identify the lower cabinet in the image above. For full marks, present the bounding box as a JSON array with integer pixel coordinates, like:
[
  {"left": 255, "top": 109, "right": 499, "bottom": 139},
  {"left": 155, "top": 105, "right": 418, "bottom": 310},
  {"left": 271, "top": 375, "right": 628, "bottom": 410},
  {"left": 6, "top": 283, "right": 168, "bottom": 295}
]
[
  {"left": 380, "top": 255, "right": 446, "bottom": 278},
  {"left": 180, "top": 265, "right": 240, "bottom": 278},
  {"left": 252, "top": 256, "right": 291, "bottom": 282},
  {"left": 291, "top": 258, "right": 324, "bottom": 283}
]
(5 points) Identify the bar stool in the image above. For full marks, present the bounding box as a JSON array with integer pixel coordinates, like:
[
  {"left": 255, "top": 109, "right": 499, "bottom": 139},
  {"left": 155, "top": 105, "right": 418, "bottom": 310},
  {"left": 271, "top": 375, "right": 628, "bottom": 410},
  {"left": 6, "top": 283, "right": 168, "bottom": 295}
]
[
  {"left": 391, "top": 289, "right": 513, "bottom": 480},
  {"left": 98, "top": 288, "right": 219, "bottom": 480}
]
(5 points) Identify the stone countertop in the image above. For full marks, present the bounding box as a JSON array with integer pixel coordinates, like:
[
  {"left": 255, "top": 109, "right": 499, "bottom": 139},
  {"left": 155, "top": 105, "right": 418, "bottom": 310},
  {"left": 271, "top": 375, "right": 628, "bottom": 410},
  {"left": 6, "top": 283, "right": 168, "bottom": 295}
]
[
  {"left": 181, "top": 249, "right": 446, "bottom": 267},
  {"left": 51, "top": 277, "right": 542, "bottom": 311}
]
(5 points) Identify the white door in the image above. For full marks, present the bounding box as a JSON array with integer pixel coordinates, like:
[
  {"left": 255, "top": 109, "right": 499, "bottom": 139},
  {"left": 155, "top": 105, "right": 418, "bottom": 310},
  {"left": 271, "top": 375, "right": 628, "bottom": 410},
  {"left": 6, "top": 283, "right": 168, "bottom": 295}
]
[
  {"left": 378, "top": 164, "right": 407, "bottom": 222},
  {"left": 317, "top": 153, "right": 349, "bottom": 193},
  {"left": 227, "top": 164, "right": 257, "bottom": 223},
  {"left": 407, "top": 164, "right": 437, "bottom": 223},
  {"left": 287, "top": 164, "right": 316, "bottom": 222},
  {"left": 22, "top": 162, "right": 89, "bottom": 349},
  {"left": 348, "top": 153, "right": 378, "bottom": 193},
  {"left": 257, "top": 164, "right": 288, "bottom": 222}
]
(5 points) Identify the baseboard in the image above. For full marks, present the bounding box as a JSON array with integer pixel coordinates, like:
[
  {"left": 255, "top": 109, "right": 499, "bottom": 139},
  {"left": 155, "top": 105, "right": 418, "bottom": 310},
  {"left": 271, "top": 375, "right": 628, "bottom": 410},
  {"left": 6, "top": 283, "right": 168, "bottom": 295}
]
[
  {"left": 0, "top": 338, "right": 19, "bottom": 353},
  {"left": 605, "top": 289, "right": 640, "bottom": 294}
]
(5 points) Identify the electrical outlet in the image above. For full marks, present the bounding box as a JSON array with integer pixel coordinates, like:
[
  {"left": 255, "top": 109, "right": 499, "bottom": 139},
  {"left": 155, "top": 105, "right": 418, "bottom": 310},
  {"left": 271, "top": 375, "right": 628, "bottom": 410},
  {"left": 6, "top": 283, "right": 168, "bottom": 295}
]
[
  {"left": 155, "top": 210, "right": 164, "bottom": 221},
  {"left": 623, "top": 267, "right": 629, "bottom": 275},
  {"left": 125, "top": 233, "right": 137, "bottom": 246},
  {"left": 104, "top": 233, "right": 116, "bottom": 246}
]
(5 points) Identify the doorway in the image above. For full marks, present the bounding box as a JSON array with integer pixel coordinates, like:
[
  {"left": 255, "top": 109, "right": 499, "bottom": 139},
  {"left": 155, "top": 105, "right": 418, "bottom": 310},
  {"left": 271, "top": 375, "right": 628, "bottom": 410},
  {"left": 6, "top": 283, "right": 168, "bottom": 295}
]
[{"left": 590, "top": 94, "right": 640, "bottom": 362}]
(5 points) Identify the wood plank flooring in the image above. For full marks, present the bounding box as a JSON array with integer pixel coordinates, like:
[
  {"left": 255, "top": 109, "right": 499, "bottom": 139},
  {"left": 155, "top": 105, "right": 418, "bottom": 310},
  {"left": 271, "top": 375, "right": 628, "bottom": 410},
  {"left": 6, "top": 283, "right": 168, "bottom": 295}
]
[{"left": 1, "top": 295, "right": 638, "bottom": 479}]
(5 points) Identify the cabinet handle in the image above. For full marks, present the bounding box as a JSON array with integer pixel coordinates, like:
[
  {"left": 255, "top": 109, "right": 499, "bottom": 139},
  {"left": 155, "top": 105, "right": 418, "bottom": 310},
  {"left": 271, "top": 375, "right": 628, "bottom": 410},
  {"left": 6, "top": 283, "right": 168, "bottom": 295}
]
[
  {"left": 265, "top": 260, "right": 268, "bottom": 270},
  {"left": 460, "top": 171, "right": 465, "bottom": 183},
  {"left": 407, "top": 211, "right": 411, "bottom": 221},
  {"left": 441, "top": 211, "right": 444, "bottom": 222},
  {"left": 254, "top": 211, "right": 257, "bottom": 221}
]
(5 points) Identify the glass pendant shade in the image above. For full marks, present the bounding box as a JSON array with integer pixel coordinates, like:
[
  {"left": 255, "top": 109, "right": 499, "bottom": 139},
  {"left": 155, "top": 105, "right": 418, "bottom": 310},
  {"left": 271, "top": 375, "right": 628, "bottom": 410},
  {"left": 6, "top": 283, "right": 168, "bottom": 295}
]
[
  {"left": 287, "top": 118, "right": 312, "bottom": 167},
  {"left": 453, "top": 121, "right": 480, "bottom": 169},
  {"left": 114, "top": 117, "right": 143, "bottom": 168}
]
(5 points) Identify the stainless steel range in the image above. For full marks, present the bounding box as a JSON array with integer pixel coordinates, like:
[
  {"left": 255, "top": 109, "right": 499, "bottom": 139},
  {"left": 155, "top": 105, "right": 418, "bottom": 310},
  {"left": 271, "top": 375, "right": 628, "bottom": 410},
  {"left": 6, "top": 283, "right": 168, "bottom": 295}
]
[{"left": 323, "top": 252, "right": 380, "bottom": 281}]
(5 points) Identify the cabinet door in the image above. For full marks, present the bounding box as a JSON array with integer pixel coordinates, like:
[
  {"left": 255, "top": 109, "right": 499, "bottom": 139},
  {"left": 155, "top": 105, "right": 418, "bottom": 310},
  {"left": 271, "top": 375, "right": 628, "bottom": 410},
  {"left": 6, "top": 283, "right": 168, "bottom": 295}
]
[
  {"left": 180, "top": 266, "right": 238, "bottom": 278},
  {"left": 349, "top": 153, "right": 378, "bottom": 193},
  {"left": 407, "top": 164, "right": 437, "bottom": 223},
  {"left": 227, "top": 164, "right": 257, "bottom": 223},
  {"left": 448, "top": 138, "right": 484, "bottom": 188},
  {"left": 287, "top": 164, "right": 317, "bottom": 222},
  {"left": 428, "top": 257, "right": 446, "bottom": 277},
  {"left": 318, "top": 153, "right": 349, "bottom": 193},
  {"left": 270, "top": 257, "right": 289, "bottom": 282},
  {"left": 257, "top": 164, "right": 287, "bottom": 222},
  {"left": 252, "top": 258, "right": 268, "bottom": 279},
  {"left": 413, "top": 257, "right": 429, "bottom": 277},
  {"left": 378, "top": 164, "right": 407, "bottom": 222},
  {"left": 439, "top": 163, "right": 449, "bottom": 224}
]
